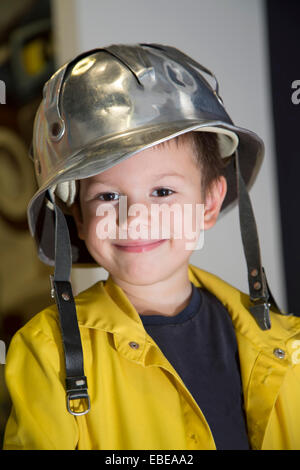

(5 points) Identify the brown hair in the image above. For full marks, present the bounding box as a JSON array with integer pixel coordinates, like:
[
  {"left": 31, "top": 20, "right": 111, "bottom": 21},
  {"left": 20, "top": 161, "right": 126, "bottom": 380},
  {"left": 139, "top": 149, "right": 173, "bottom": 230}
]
[{"left": 156, "top": 131, "right": 227, "bottom": 200}]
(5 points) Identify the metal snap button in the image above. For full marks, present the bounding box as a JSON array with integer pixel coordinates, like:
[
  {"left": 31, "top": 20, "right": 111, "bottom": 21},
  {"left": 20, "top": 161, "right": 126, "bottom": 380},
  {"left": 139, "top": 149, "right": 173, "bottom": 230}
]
[
  {"left": 129, "top": 341, "right": 140, "bottom": 349},
  {"left": 273, "top": 348, "right": 285, "bottom": 359}
]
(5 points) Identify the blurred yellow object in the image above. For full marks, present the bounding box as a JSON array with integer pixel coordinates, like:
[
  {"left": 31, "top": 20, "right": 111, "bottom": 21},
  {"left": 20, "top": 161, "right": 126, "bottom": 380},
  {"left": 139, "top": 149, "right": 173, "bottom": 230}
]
[{"left": 22, "top": 39, "right": 46, "bottom": 76}]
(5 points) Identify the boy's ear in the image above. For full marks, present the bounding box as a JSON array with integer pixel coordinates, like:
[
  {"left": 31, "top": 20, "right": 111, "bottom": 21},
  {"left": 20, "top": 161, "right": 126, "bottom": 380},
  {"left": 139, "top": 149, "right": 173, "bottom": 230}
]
[
  {"left": 70, "top": 201, "right": 85, "bottom": 240},
  {"left": 203, "top": 176, "right": 227, "bottom": 230}
]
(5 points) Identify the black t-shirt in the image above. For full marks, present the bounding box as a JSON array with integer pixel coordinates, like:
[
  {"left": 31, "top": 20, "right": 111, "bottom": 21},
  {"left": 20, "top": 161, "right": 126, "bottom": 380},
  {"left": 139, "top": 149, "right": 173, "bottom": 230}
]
[{"left": 140, "top": 282, "right": 250, "bottom": 450}]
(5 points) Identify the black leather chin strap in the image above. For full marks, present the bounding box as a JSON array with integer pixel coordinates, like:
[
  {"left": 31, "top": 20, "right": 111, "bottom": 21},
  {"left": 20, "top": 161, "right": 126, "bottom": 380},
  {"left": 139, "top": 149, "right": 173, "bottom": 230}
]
[
  {"left": 234, "top": 150, "right": 290, "bottom": 330},
  {"left": 48, "top": 192, "right": 90, "bottom": 416}
]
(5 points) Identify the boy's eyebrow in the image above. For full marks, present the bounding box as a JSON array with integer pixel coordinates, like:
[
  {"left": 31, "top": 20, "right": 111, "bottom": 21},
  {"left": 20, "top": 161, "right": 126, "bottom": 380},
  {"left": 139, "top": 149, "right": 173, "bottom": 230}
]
[
  {"left": 153, "top": 172, "right": 185, "bottom": 180},
  {"left": 89, "top": 172, "right": 185, "bottom": 185}
]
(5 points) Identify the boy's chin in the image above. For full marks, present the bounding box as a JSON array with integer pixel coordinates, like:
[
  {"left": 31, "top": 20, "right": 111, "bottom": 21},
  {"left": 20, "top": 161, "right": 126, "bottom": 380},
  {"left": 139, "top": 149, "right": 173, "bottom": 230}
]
[
  {"left": 110, "top": 262, "right": 174, "bottom": 286},
  {"left": 110, "top": 257, "right": 190, "bottom": 287}
]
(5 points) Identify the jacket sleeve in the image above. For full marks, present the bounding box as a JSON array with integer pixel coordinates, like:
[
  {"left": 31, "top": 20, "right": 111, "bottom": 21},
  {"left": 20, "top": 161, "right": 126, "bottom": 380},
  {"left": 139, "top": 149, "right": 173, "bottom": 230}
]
[{"left": 3, "top": 318, "right": 79, "bottom": 450}]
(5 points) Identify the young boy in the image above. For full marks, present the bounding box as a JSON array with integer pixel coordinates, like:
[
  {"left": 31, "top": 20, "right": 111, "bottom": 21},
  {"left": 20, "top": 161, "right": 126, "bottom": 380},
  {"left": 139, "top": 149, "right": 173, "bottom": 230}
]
[{"left": 3, "top": 43, "right": 300, "bottom": 450}]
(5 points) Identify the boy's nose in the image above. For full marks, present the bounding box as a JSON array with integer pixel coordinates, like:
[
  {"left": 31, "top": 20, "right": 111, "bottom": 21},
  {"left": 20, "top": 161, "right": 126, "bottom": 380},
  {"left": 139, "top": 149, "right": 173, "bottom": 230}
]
[{"left": 116, "top": 195, "right": 152, "bottom": 240}]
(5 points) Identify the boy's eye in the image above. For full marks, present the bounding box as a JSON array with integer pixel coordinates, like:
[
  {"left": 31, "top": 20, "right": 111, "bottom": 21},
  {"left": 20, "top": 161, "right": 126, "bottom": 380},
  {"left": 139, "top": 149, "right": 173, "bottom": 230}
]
[
  {"left": 152, "top": 188, "right": 174, "bottom": 197},
  {"left": 97, "top": 192, "right": 119, "bottom": 202},
  {"left": 96, "top": 188, "right": 174, "bottom": 201}
]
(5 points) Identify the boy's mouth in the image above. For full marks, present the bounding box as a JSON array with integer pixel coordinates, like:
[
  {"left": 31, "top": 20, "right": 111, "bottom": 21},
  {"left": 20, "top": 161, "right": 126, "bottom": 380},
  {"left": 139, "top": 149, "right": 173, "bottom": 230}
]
[{"left": 113, "top": 239, "right": 167, "bottom": 253}]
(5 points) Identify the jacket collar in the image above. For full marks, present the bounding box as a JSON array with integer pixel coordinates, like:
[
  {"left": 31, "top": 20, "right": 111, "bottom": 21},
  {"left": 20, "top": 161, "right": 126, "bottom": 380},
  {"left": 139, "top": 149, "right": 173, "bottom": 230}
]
[
  {"left": 188, "top": 264, "right": 300, "bottom": 351},
  {"left": 76, "top": 263, "right": 300, "bottom": 351}
]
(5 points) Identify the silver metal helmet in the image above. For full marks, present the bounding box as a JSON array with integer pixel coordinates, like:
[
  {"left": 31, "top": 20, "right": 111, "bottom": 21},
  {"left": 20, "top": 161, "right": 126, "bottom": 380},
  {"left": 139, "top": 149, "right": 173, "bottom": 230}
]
[{"left": 26, "top": 43, "right": 289, "bottom": 416}]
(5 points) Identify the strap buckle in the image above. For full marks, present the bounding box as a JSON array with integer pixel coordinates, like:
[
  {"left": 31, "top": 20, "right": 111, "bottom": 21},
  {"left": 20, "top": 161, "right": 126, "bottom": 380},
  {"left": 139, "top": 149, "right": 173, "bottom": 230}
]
[
  {"left": 66, "top": 391, "right": 91, "bottom": 416},
  {"left": 66, "top": 376, "right": 91, "bottom": 416}
]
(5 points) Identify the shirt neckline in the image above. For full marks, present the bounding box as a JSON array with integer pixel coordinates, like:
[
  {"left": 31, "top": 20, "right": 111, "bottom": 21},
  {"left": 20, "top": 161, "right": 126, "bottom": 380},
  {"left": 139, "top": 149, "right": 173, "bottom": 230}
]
[{"left": 140, "top": 283, "right": 202, "bottom": 326}]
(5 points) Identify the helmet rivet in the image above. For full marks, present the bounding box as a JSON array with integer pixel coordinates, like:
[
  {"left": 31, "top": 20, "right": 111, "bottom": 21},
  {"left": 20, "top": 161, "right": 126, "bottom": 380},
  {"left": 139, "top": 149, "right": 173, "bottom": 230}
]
[
  {"left": 51, "top": 122, "right": 62, "bottom": 137},
  {"left": 253, "top": 281, "right": 261, "bottom": 290},
  {"left": 250, "top": 268, "right": 259, "bottom": 277},
  {"left": 62, "top": 292, "right": 70, "bottom": 301}
]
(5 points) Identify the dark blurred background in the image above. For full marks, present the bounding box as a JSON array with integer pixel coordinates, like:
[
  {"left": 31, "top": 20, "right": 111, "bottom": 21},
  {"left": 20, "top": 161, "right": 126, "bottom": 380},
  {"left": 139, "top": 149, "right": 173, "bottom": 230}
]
[
  {"left": 266, "top": 0, "right": 300, "bottom": 315},
  {"left": 0, "top": 0, "right": 54, "bottom": 445}
]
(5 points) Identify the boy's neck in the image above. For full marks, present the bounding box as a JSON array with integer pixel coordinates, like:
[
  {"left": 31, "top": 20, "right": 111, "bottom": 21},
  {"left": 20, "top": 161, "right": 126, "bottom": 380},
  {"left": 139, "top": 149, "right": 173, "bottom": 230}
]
[{"left": 111, "top": 264, "right": 193, "bottom": 317}]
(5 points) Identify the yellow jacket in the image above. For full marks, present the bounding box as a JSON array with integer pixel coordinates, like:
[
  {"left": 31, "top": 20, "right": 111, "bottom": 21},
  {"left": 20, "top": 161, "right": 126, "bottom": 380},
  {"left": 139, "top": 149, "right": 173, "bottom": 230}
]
[{"left": 3, "top": 264, "right": 300, "bottom": 450}]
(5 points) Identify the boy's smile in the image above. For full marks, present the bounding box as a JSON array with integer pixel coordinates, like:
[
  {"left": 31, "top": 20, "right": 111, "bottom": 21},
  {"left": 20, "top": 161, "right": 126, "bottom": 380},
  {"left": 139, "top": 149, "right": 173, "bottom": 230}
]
[
  {"left": 113, "top": 238, "right": 168, "bottom": 252},
  {"left": 71, "top": 135, "right": 227, "bottom": 316}
]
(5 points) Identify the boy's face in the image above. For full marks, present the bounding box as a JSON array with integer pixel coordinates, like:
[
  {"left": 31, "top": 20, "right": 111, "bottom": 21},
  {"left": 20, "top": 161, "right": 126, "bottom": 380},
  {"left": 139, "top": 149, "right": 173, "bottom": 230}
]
[{"left": 72, "top": 137, "right": 227, "bottom": 286}]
